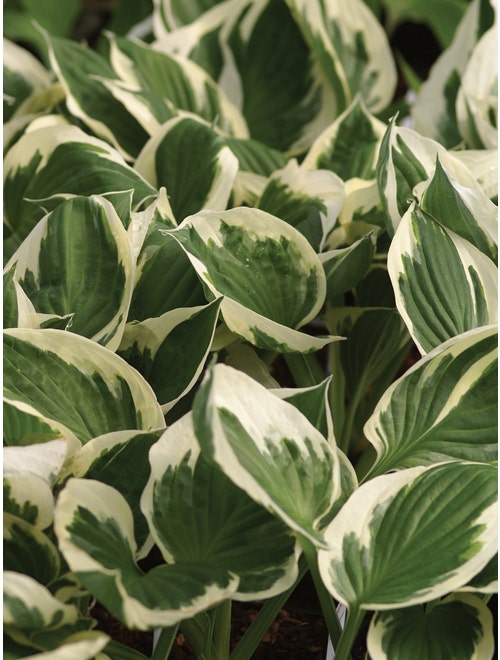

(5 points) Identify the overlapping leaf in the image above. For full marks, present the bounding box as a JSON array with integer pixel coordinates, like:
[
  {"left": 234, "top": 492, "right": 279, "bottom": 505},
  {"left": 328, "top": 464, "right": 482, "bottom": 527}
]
[
  {"left": 135, "top": 115, "right": 238, "bottom": 221},
  {"left": 3, "top": 121, "right": 156, "bottom": 260},
  {"left": 168, "top": 207, "right": 337, "bottom": 353},
  {"left": 193, "top": 363, "right": 341, "bottom": 545},
  {"left": 142, "top": 412, "right": 300, "bottom": 600},
  {"left": 367, "top": 593, "right": 495, "bottom": 660},
  {"left": 365, "top": 325, "right": 497, "bottom": 476},
  {"left": 318, "top": 461, "right": 498, "bottom": 609},
  {"left": 6, "top": 196, "right": 135, "bottom": 350},
  {"left": 388, "top": 203, "right": 497, "bottom": 353},
  {"left": 4, "top": 329, "right": 165, "bottom": 446},
  {"left": 54, "top": 477, "right": 238, "bottom": 629},
  {"left": 119, "top": 300, "right": 221, "bottom": 412}
]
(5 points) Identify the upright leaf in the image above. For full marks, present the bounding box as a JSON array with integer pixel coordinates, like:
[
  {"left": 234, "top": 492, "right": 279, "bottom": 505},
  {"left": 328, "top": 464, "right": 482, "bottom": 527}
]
[
  {"left": 193, "top": 363, "right": 341, "bottom": 545},
  {"left": 388, "top": 204, "right": 497, "bottom": 353},
  {"left": 318, "top": 462, "right": 498, "bottom": 609}
]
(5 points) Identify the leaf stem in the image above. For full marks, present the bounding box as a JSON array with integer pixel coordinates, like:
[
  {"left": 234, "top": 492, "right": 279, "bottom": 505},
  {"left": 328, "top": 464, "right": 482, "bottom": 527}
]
[
  {"left": 333, "top": 606, "right": 364, "bottom": 660},
  {"left": 151, "top": 624, "right": 179, "bottom": 660},
  {"left": 212, "top": 600, "right": 232, "bottom": 659},
  {"left": 298, "top": 535, "right": 343, "bottom": 649},
  {"left": 328, "top": 342, "right": 346, "bottom": 442}
]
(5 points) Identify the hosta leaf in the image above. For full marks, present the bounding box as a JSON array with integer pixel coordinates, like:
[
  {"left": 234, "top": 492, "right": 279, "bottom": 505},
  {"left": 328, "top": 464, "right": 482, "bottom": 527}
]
[
  {"left": 3, "top": 122, "right": 156, "bottom": 260},
  {"left": 6, "top": 196, "right": 134, "bottom": 350},
  {"left": 302, "top": 98, "right": 387, "bottom": 180},
  {"left": 3, "top": 401, "right": 80, "bottom": 455},
  {"left": 366, "top": 326, "right": 498, "bottom": 476},
  {"left": 318, "top": 461, "right": 498, "bottom": 609},
  {"left": 62, "top": 430, "right": 163, "bottom": 556},
  {"left": 153, "top": 0, "right": 223, "bottom": 30},
  {"left": 412, "top": 0, "right": 495, "bottom": 148},
  {"left": 154, "top": 0, "right": 335, "bottom": 154},
  {"left": 135, "top": 115, "right": 238, "bottom": 221},
  {"left": 54, "top": 478, "right": 238, "bottom": 629},
  {"left": 257, "top": 159, "right": 345, "bottom": 251},
  {"left": 320, "top": 234, "right": 377, "bottom": 302},
  {"left": 3, "top": 39, "right": 52, "bottom": 122},
  {"left": 142, "top": 412, "right": 300, "bottom": 600},
  {"left": 456, "top": 26, "right": 498, "bottom": 149},
  {"left": 419, "top": 158, "right": 498, "bottom": 264},
  {"left": 285, "top": 0, "right": 397, "bottom": 114},
  {"left": 460, "top": 554, "right": 497, "bottom": 594},
  {"left": 193, "top": 363, "right": 341, "bottom": 545},
  {"left": 128, "top": 222, "right": 206, "bottom": 322},
  {"left": 388, "top": 204, "right": 498, "bottom": 353},
  {"left": 367, "top": 593, "right": 495, "bottom": 660},
  {"left": 169, "top": 207, "right": 337, "bottom": 353},
  {"left": 452, "top": 149, "right": 498, "bottom": 201},
  {"left": 44, "top": 33, "right": 171, "bottom": 160},
  {"left": 4, "top": 440, "right": 66, "bottom": 528},
  {"left": 4, "top": 329, "right": 165, "bottom": 445},
  {"left": 3, "top": 571, "right": 109, "bottom": 658},
  {"left": 119, "top": 300, "right": 221, "bottom": 412},
  {"left": 376, "top": 120, "right": 479, "bottom": 236},
  {"left": 272, "top": 378, "right": 333, "bottom": 442},
  {"left": 4, "top": 514, "right": 61, "bottom": 587},
  {"left": 3, "top": 263, "right": 39, "bottom": 329},
  {"left": 107, "top": 33, "right": 248, "bottom": 139}
]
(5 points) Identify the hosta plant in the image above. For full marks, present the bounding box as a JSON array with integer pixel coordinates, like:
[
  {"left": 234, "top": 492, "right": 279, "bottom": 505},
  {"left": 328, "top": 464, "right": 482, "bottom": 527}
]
[{"left": 3, "top": 0, "right": 498, "bottom": 658}]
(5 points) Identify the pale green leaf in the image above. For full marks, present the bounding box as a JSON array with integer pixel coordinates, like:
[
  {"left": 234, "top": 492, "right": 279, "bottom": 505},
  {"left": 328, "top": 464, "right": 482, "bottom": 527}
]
[
  {"left": 193, "top": 363, "right": 341, "bottom": 545},
  {"left": 366, "top": 326, "right": 498, "bottom": 476},
  {"left": 4, "top": 329, "right": 165, "bottom": 445},
  {"left": 367, "top": 593, "right": 495, "bottom": 660},
  {"left": 142, "top": 412, "right": 300, "bottom": 600},
  {"left": 318, "top": 461, "right": 498, "bottom": 609}
]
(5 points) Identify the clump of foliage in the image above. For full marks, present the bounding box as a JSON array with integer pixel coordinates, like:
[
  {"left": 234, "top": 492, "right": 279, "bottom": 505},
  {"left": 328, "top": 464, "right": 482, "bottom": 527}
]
[{"left": 3, "top": 1, "right": 498, "bottom": 659}]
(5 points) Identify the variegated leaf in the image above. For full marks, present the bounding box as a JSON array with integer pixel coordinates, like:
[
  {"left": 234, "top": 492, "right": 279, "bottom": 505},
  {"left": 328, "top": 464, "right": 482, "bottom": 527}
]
[
  {"left": 376, "top": 120, "right": 480, "bottom": 236},
  {"left": 128, "top": 222, "right": 206, "bottom": 322},
  {"left": 153, "top": 0, "right": 337, "bottom": 154},
  {"left": 168, "top": 207, "right": 339, "bottom": 353},
  {"left": 257, "top": 159, "right": 345, "bottom": 251},
  {"left": 302, "top": 98, "right": 387, "bottom": 180},
  {"left": 62, "top": 430, "right": 163, "bottom": 557},
  {"left": 285, "top": 0, "right": 397, "bottom": 114},
  {"left": 365, "top": 326, "right": 498, "bottom": 476},
  {"left": 412, "top": 0, "right": 495, "bottom": 148},
  {"left": 193, "top": 363, "right": 341, "bottom": 545},
  {"left": 119, "top": 300, "right": 221, "bottom": 412},
  {"left": 456, "top": 25, "right": 498, "bottom": 149},
  {"left": 44, "top": 32, "right": 173, "bottom": 160},
  {"left": 4, "top": 329, "right": 165, "bottom": 446},
  {"left": 367, "top": 593, "right": 495, "bottom": 660},
  {"left": 54, "top": 478, "right": 238, "bottom": 629},
  {"left": 4, "top": 440, "right": 66, "bottom": 528},
  {"left": 142, "top": 412, "right": 300, "bottom": 600},
  {"left": 6, "top": 196, "right": 134, "bottom": 350},
  {"left": 3, "top": 571, "right": 109, "bottom": 658},
  {"left": 135, "top": 115, "right": 238, "bottom": 221},
  {"left": 388, "top": 204, "right": 497, "bottom": 353},
  {"left": 452, "top": 149, "right": 498, "bottom": 201},
  {"left": 419, "top": 158, "right": 498, "bottom": 264},
  {"left": 460, "top": 554, "right": 498, "bottom": 595},
  {"left": 320, "top": 234, "right": 377, "bottom": 302},
  {"left": 4, "top": 514, "right": 61, "bottom": 587},
  {"left": 318, "top": 462, "right": 498, "bottom": 609},
  {"left": 3, "top": 121, "right": 156, "bottom": 260},
  {"left": 107, "top": 32, "right": 248, "bottom": 139},
  {"left": 3, "top": 39, "right": 53, "bottom": 122}
]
